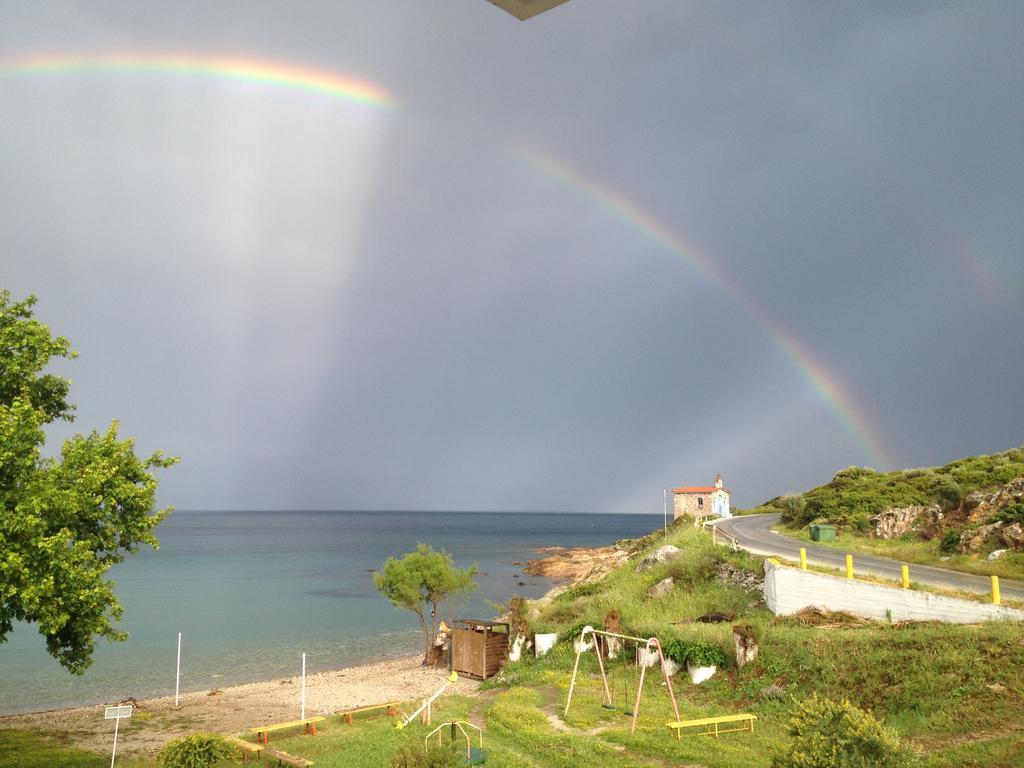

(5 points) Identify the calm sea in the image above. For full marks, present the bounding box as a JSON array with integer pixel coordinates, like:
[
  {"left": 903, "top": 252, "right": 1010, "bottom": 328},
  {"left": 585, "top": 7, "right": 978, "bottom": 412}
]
[{"left": 0, "top": 510, "right": 659, "bottom": 714}]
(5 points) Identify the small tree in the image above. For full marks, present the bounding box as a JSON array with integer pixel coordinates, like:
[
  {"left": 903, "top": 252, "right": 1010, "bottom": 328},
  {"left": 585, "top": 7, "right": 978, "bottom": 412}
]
[
  {"left": 374, "top": 544, "right": 477, "bottom": 663},
  {"left": 159, "top": 733, "right": 238, "bottom": 768},
  {"left": 772, "top": 695, "right": 917, "bottom": 768}
]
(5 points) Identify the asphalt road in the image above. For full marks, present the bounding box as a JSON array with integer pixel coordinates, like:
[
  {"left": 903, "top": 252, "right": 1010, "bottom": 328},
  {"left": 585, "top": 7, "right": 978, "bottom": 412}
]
[{"left": 714, "top": 513, "right": 1024, "bottom": 602}]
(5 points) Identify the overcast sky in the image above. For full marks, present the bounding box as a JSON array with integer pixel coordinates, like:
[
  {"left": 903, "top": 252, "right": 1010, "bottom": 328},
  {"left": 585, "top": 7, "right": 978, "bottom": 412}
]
[{"left": 2, "top": 1, "right": 1022, "bottom": 512}]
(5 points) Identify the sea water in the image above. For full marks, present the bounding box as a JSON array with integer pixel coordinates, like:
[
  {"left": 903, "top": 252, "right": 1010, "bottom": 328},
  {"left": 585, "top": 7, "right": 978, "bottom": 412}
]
[{"left": 0, "top": 510, "right": 659, "bottom": 714}]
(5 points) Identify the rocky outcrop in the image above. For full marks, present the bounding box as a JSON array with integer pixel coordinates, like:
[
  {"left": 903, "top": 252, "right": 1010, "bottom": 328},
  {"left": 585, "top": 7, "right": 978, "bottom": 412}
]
[
  {"left": 959, "top": 521, "right": 1005, "bottom": 552},
  {"left": 523, "top": 545, "right": 630, "bottom": 583},
  {"left": 962, "top": 477, "right": 1024, "bottom": 525},
  {"left": 870, "top": 505, "right": 943, "bottom": 539},
  {"left": 1001, "top": 522, "right": 1024, "bottom": 549},
  {"left": 634, "top": 544, "right": 681, "bottom": 572}
]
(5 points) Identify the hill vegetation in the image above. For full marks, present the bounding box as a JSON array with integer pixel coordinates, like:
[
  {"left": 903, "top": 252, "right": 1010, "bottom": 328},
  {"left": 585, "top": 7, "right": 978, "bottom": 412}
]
[{"left": 746, "top": 446, "right": 1024, "bottom": 530}]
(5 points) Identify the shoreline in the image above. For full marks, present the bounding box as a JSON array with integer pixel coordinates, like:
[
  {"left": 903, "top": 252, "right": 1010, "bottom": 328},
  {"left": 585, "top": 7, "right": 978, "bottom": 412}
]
[
  {"left": 0, "top": 653, "right": 482, "bottom": 755},
  {"left": 0, "top": 542, "right": 618, "bottom": 755}
]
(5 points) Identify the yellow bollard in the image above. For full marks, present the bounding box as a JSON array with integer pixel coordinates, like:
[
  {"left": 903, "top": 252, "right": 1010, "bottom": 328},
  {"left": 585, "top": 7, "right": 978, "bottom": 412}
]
[
  {"left": 992, "top": 575, "right": 1001, "bottom": 606},
  {"left": 845, "top": 554, "right": 853, "bottom": 579},
  {"left": 799, "top": 547, "right": 807, "bottom": 570},
  {"left": 901, "top": 564, "right": 910, "bottom": 589}
]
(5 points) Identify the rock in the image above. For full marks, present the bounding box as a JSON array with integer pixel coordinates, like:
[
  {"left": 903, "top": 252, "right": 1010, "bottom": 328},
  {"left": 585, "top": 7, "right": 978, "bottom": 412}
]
[
  {"left": 524, "top": 545, "right": 631, "bottom": 583},
  {"left": 715, "top": 562, "right": 763, "bottom": 591},
  {"left": 960, "top": 521, "right": 1005, "bottom": 553},
  {"left": 988, "top": 549, "right": 1007, "bottom": 561},
  {"left": 963, "top": 477, "right": 1024, "bottom": 524},
  {"left": 647, "top": 577, "right": 675, "bottom": 599},
  {"left": 987, "top": 683, "right": 1007, "bottom": 694},
  {"left": 635, "top": 545, "right": 681, "bottom": 572},
  {"left": 1000, "top": 522, "right": 1024, "bottom": 549},
  {"left": 870, "top": 505, "right": 943, "bottom": 539}
]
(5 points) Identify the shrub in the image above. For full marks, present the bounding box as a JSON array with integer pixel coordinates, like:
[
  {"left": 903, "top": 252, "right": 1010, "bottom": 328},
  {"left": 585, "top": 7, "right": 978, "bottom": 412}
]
[
  {"left": 390, "top": 740, "right": 462, "bottom": 768},
  {"left": 158, "top": 733, "right": 238, "bottom": 768},
  {"left": 995, "top": 501, "right": 1024, "bottom": 525},
  {"left": 661, "top": 639, "right": 728, "bottom": 668},
  {"left": 772, "top": 695, "right": 916, "bottom": 768},
  {"left": 939, "top": 528, "right": 963, "bottom": 554}
]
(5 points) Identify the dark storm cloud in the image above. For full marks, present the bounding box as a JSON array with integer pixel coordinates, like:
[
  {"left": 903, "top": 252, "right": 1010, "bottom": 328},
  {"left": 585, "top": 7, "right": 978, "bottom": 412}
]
[{"left": 2, "top": 1, "right": 1022, "bottom": 512}]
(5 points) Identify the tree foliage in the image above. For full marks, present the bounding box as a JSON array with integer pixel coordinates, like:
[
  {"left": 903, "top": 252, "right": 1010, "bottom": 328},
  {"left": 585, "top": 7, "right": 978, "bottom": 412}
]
[
  {"left": 374, "top": 543, "right": 477, "bottom": 662},
  {"left": 772, "top": 695, "right": 917, "bottom": 768},
  {"left": 158, "top": 733, "right": 238, "bottom": 768},
  {"left": 0, "top": 291, "right": 176, "bottom": 673}
]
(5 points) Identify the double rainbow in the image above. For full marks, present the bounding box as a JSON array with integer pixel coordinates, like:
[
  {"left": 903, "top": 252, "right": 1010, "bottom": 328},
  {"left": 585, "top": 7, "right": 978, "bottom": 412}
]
[{"left": 518, "top": 145, "right": 892, "bottom": 469}]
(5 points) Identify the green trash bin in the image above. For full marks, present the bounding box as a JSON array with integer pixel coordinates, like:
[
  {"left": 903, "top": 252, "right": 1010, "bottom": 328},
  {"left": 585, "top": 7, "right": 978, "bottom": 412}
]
[{"left": 810, "top": 524, "right": 836, "bottom": 542}]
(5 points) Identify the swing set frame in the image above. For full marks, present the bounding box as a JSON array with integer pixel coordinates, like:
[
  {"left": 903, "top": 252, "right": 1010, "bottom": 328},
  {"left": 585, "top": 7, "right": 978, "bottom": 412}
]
[{"left": 564, "top": 626, "right": 681, "bottom": 733}]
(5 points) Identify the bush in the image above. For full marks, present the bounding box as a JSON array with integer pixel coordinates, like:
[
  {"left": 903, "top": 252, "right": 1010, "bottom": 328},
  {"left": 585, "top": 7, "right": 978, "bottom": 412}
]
[
  {"left": 661, "top": 639, "right": 728, "bottom": 668},
  {"left": 158, "top": 733, "right": 238, "bottom": 768},
  {"left": 390, "top": 741, "right": 462, "bottom": 768},
  {"left": 939, "top": 528, "right": 964, "bottom": 554},
  {"left": 772, "top": 695, "right": 916, "bottom": 768},
  {"left": 995, "top": 501, "right": 1024, "bottom": 525}
]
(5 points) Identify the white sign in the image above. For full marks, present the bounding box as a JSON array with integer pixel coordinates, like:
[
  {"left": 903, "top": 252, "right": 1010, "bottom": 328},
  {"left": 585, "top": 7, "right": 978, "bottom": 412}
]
[{"left": 105, "top": 706, "right": 133, "bottom": 720}]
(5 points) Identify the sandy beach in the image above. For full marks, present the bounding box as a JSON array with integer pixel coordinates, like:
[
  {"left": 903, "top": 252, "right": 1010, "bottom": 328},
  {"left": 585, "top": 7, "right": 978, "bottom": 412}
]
[{"left": 0, "top": 655, "right": 481, "bottom": 755}]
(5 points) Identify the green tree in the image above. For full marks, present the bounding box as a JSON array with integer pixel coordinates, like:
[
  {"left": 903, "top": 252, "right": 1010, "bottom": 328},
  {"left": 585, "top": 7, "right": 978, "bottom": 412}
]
[
  {"left": 374, "top": 543, "right": 478, "bottom": 663},
  {"left": 158, "top": 733, "right": 238, "bottom": 768},
  {"left": 0, "top": 291, "right": 176, "bottom": 673},
  {"left": 772, "top": 694, "right": 917, "bottom": 768}
]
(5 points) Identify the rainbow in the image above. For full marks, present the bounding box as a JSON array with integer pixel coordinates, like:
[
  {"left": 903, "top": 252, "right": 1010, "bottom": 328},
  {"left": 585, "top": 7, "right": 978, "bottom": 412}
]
[
  {"left": 518, "top": 145, "right": 893, "bottom": 469},
  {"left": 0, "top": 52, "right": 395, "bottom": 108}
]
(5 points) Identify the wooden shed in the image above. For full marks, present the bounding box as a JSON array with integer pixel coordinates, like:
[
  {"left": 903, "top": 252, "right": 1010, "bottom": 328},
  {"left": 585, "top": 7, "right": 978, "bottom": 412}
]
[{"left": 450, "top": 619, "right": 509, "bottom": 680}]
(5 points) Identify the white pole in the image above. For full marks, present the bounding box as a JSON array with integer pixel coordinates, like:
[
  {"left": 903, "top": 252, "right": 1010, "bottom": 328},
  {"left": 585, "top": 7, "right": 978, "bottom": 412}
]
[
  {"left": 110, "top": 715, "right": 120, "bottom": 768},
  {"left": 663, "top": 488, "right": 668, "bottom": 536},
  {"left": 175, "top": 632, "right": 181, "bottom": 707},
  {"left": 301, "top": 653, "right": 306, "bottom": 719}
]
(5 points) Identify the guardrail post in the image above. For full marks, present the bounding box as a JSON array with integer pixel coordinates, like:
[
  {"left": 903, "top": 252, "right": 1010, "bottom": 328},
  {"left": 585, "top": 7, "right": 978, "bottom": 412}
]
[
  {"left": 901, "top": 565, "right": 909, "bottom": 589},
  {"left": 845, "top": 555, "right": 853, "bottom": 579},
  {"left": 992, "top": 575, "right": 1001, "bottom": 606},
  {"left": 799, "top": 547, "right": 807, "bottom": 570}
]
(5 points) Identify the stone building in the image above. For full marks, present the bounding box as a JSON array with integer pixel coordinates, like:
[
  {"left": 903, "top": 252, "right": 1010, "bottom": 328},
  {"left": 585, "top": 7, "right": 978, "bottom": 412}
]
[{"left": 673, "top": 475, "right": 731, "bottom": 521}]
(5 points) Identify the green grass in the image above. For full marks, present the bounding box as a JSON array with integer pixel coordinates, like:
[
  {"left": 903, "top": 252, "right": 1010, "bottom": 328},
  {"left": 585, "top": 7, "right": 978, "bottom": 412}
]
[{"left": 5, "top": 524, "right": 1024, "bottom": 767}]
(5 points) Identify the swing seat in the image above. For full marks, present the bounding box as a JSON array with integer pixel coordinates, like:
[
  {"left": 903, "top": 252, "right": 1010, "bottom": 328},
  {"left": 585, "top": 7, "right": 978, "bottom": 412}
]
[{"left": 460, "top": 747, "right": 487, "bottom": 765}]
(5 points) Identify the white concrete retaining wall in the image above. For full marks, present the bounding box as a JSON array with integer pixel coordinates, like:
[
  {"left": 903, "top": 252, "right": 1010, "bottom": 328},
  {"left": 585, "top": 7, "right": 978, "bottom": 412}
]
[{"left": 763, "top": 559, "right": 1024, "bottom": 623}]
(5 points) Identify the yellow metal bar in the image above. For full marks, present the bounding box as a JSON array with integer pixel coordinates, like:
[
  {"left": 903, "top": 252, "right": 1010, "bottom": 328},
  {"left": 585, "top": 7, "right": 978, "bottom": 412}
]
[
  {"left": 799, "top": 547, "right": 807, "bottom": 570},
  {"left": 845, "top": 554, "right": 853, "bottom": 579},
  {"left": 901, "top": 564, "right": 910, "bottom": 589},
  {"left": 992, "top": 575, "right": 1001, "bottom": 605}
]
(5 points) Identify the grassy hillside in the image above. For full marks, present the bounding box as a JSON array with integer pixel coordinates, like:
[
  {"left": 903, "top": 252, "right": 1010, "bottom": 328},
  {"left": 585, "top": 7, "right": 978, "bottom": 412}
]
[
  {"left": 746, "top": 446, "right": 1024, "bottom": 530},
  {"left": 5, "top": 522, "right": 1023, "bottom": 767},
  {"left": 743, "top": 446, "right": 1024, "bottom": 578}
]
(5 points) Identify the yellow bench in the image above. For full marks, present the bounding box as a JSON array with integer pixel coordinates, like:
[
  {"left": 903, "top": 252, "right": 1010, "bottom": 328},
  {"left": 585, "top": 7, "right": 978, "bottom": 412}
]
[
  {"left": 249, "top": 716, "right": 325, "bottom": 744},
  {"left": 264, "top": 747, "right": 314, "bottom": 767},
  {"left": 337, "top": 701, "right": 401, "bottom": 724},
  {"left": 667, "top": 713, "right": 757, "bottom": 739},
  {"left": 224, "top": 735, "right": 264, "bottom": 763}
]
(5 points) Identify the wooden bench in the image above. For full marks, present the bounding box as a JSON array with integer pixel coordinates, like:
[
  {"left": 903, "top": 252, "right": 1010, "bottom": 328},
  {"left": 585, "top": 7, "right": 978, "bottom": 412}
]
[
  {"left": 337, "top": 701, "right": 401, "bottom": 724},
  {"left": 264, "top": 747, "right": 314, "bottom": 767},
  {"left": 224, "top": 735, "right": 264, "bottom": 763},
  {"left": 249, "top": 716, "right": 325, "bottom": 744},
  {"left": 666, "top": 713, "right": 757, "bottom": 739}
]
